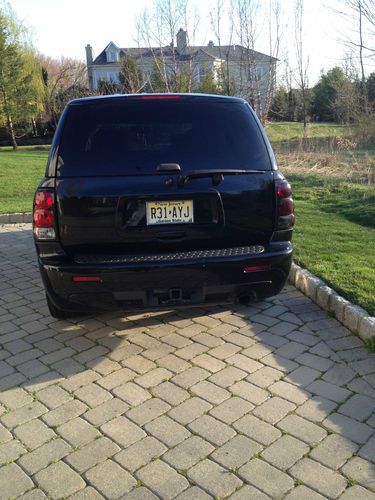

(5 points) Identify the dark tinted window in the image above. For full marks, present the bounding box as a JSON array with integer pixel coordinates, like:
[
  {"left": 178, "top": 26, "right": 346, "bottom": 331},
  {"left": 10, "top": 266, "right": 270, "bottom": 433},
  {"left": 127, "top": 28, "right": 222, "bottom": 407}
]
[{"left": 57, "top": 99, "right": 271, "bottom": 176}]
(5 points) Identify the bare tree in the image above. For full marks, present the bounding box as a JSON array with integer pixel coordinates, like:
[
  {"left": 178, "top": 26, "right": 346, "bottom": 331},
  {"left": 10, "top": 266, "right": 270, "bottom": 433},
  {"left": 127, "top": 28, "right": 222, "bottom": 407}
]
[
  {"left": 39, "top": 55, "right": 87, "bottom": 128},
  {"left": 135, "top": 0, "right": 280, "bottom": 118},
  {"left": 231, "top": 0, "right": 261, "bottom": 107},
  {"left": 211, "top": 0, "right": 282, "bottom": 123},
  {"left": 135, "top": 0, "right": 199, "bottom": 92},
  {"left": 262, "top": 0, "right": 282, "bottom": 122},
  {"left": 209, "top": 0, "right": 235, "bottom": 95},
  {"left": 294, "top": 0, "right": 309, "bottom": 136},
  {"left": 362, "top": 0, "right": 375, "bottom": 34},
  {"left": 346, "top": 1, "right": 369, "bottom": 112},
  {"left": 334, "top": 0, "right": 375, "bottom": 113}
]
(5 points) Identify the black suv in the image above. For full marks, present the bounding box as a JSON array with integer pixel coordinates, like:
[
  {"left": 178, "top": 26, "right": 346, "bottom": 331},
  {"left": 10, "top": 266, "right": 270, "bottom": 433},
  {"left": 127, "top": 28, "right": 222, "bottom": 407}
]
[{"left": 33, "top": 94, "right": 294, "bottom": 318}]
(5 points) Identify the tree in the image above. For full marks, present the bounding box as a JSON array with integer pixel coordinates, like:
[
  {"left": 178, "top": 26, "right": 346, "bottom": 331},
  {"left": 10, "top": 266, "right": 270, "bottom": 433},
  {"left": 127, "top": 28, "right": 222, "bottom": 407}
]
[
  {"left": 209, "top": 0, "right": 235, "bottom": 96},
  {"left": 196, "top": 68, "right": 222, "bottom": 94},
  {"left": 119, "top": 53, "right": 143, "bottom": 93},
  {"left": 294, "top": 0, "right": 309, "bottom": 135},
  {"left": 344, "top": 1, "right": 368, "bottom": 112},
  {"left": 0, "top": 5, "right": 44, "bottom": 148},
  {"left": 136, "top": 0, "right": 199, "bottom": 93},
  {"left": 97, "top": 79, "right": 120, "bottom": 95},
  {"left": 335, "top": 0, "right": 375, "bottom": 113},
  {"left": 314, "top": 67, "right": 346, "bottom": 121},
  {"left": 39, "top": 55, "right": 88, "bottom": 130},
  {"left": 173, "top": 63, "right": 192, "bottom": 92},
  {"left": 148, "top": 60, "right": 168, "bottom": 92},
  {"left": 20, "top": 48, "right": 46, "bottom": 136},
  {"left": 262, "top": 0, "right": 282, "bottom": 123},
  {"left": 314, "top": 67, "right": 359, "bottom": 122},
  {"left": 367, "top": 72, "right": 375, "bottom": 109},
  {"left": 269, "top": 86, "right": 289, "bottom": 121},
  {"left": 210, "top": 0, "right": 282, "bottom": 123}
]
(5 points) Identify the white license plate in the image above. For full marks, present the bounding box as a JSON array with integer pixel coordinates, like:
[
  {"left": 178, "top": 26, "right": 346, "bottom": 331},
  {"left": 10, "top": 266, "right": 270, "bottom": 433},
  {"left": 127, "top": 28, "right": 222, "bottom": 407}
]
[{"left": 146, "top": 200, "right": 194, "bottom": 225}]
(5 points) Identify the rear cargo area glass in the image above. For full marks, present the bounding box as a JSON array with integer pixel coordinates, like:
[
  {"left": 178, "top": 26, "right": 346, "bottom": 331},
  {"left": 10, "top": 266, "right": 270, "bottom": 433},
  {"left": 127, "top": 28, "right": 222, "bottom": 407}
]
[{"left": 57, "top": 100, "right": 271, "bottom": 176}]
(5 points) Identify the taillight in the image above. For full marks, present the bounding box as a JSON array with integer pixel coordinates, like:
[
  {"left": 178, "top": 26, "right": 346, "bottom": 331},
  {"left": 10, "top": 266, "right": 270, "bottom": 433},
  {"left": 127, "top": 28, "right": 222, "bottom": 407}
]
[
  {"left": 275, "top": 179, "right": 294, "bottom": 229},
  {"left": 33, "top": 190, "right": 56, "bottom": 240},
  {"left": 279, "top": 198, "right": 294, "bottom": 216},
  {"left": 34, "top": 191, "right": 54, "bottom": 209}
]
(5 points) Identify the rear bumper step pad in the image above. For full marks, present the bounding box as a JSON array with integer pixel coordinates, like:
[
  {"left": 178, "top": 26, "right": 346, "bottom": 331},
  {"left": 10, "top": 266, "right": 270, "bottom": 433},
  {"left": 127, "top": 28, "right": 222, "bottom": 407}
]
[{"left": 74, "top": 245, "right": 265, "bottom": 265}]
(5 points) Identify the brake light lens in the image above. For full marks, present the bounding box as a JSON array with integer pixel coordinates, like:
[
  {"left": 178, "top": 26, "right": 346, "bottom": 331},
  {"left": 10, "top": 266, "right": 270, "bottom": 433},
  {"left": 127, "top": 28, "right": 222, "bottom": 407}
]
[
  {"left": 279, "top": 198, "right": 294, "bottom": 216},
  {"left": 34, "top": 191, "right": 54, "bottom": 209},
  {"left": 275, "top": 179, "right": 295, "bottom": 229},
  {"left": 33, "top": 209, "right": 54, "bottom": 227},
  {"left": 33, "top": 190, "right": 56, "bottom": 239},
  {"left": 276, "top": 181, "right": 292, "bottom": 199},
  {"left": 137, "top": 94, "right": 184, "bottom": 100}
]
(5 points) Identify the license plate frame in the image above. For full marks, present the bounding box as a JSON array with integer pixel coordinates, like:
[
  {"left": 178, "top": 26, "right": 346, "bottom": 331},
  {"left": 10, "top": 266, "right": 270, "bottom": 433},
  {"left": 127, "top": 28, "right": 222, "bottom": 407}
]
[{"left": 146, "top": 200, "right": 194, "bottom": 225}]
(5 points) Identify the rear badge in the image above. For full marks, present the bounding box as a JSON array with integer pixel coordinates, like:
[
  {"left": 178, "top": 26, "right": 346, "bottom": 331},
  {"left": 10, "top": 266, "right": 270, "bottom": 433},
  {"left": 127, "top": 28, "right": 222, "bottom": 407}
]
[{"left": 146, "top": 200, "right": 193, "bottom": 225}]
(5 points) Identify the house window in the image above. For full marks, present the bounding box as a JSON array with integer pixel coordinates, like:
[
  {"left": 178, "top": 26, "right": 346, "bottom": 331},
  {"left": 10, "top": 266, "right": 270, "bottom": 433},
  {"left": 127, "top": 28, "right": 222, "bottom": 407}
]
[
  {"left": 257, "top": 67, "right": 265, "bottom": 80},
  {"left": 196, "top": 65, "right": 205, "bottom": 82},
  {"left": 143, "top": 68, "right": 151, "bottom": 80},
  {"left": 166, "top": 66, "right": 174, "bottom": 78},
  {"left": 108, "top": 51, "right": 117, "bottom": 62},
  {"left": 107, "top": 72, "right": 118, "bottom": 83}
]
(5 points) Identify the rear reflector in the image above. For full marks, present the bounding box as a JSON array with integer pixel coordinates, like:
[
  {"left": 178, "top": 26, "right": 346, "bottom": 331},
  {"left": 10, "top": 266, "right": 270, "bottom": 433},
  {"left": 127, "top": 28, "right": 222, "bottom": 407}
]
[
  {"left": 72, "top": 276, "right": 102, "bottom": 283},
  {"left": 243, "top": 265, "right": 271, "bottom": 273}
]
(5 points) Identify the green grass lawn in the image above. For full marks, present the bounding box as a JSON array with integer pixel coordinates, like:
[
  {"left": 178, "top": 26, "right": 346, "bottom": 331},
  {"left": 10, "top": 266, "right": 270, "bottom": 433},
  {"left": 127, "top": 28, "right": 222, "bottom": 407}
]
[
  {"left": 0, "top": 147, "right": 48, "bottom": 213},
  {"left": 265, "top": 121, "right": 347, "bottom": 143},
  {"left": 290, "top": 176, "right": 375, "bottom": 315}
]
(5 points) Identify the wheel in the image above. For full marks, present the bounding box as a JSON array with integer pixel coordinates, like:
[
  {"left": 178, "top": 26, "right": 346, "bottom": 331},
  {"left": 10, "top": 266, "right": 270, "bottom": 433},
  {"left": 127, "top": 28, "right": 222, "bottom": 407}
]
[{"left": 46, "top": 294, "right": 69, "bottom": 319}]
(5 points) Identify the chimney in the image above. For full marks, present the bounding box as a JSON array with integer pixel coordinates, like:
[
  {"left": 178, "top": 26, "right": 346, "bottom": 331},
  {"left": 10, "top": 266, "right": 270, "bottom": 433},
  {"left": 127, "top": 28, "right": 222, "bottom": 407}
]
[
  {"left": 176, "top": 28, "right": 187, "bottom": 55},
  {"left": 85, "top": 44, "right": 93, "bottom": 65}
]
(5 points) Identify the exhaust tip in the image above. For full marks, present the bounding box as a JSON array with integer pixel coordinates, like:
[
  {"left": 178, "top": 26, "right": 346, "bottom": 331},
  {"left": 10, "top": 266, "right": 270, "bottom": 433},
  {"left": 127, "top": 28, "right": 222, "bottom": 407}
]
[{"left": 238, "top": 292, "right": 256, "bottom": 306}]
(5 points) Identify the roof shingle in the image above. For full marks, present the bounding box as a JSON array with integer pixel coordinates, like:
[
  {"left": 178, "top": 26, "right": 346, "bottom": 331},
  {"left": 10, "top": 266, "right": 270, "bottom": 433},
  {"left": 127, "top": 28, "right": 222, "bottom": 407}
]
[{"left": 92, "top": 44, "right": 276, "bottom": 65}]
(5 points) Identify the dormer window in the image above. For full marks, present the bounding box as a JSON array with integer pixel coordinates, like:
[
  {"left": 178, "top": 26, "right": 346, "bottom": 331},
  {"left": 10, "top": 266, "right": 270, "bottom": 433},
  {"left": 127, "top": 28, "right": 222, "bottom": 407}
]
[{"left": 105, "top": 43, "right": 119, "bottom": 63}]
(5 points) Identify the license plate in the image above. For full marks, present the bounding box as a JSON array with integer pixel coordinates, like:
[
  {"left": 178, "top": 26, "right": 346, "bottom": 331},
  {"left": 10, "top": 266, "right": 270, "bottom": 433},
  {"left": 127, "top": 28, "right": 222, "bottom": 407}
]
[{"left": 146, "top": 200, "right": 194, "bottom": 225}]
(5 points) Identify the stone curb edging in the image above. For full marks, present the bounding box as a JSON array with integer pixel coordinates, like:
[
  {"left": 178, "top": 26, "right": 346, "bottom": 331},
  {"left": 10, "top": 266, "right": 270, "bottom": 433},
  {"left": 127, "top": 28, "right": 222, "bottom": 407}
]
[
  {"left": 0, "top": 212, "right": 32, "bottom": 224},
  {"left": 1, "top": 214, "right": 374, "bottom": 342},
  {"left": 289, "top": 262, "right": 375, "bottom": 343}
]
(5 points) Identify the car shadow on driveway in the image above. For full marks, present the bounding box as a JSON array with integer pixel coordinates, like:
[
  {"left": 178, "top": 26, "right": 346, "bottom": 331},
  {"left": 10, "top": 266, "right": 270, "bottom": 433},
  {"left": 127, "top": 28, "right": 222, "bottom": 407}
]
[{"left": 0, "top": 225, "right": 374, "bottom": 498}]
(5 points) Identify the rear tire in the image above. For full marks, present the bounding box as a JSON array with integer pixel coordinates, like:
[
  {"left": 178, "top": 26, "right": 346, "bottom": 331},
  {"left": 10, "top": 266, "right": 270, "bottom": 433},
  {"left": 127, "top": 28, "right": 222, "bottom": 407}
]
[{"left": 46, "top": 294, "right": 69, "bottom": 319}]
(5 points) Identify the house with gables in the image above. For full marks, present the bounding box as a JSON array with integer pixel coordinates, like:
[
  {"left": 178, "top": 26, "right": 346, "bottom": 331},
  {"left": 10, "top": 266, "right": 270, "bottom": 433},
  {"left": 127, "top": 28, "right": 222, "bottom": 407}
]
[{"left": 85, "top": 29, "right": 276, "bottom": 109}]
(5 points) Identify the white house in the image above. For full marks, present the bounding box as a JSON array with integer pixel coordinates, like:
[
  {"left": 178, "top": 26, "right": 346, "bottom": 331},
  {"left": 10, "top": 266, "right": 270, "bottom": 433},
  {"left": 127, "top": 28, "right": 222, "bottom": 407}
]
[{"left": 85, "top": 29, "right": 276, "bottom": 107}]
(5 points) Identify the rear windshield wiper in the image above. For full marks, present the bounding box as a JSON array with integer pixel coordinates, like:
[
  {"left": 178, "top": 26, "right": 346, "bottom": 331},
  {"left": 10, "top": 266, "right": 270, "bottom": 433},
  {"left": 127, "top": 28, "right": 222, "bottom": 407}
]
[{"left": 177, "top": 169, "right": 266, "bottom": 187}]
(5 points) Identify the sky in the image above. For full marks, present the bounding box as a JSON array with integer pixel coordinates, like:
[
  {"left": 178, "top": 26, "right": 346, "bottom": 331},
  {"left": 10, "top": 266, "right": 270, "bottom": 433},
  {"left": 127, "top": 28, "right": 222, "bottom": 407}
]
[{"left": 6, "top": 0, "right": 375, "bottom": 85}]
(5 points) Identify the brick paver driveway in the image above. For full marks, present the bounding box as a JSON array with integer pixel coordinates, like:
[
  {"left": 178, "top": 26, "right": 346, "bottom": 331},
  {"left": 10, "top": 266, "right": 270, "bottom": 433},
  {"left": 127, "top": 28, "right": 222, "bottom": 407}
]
[{"left": 0, "top": 224, "right": 374, "bottom": 499}]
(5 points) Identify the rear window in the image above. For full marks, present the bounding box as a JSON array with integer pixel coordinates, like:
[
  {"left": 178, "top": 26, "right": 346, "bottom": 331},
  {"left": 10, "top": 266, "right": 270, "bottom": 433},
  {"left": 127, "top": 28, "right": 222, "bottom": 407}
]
[{"left": 56, "top": 99, "right": 272, "bottom": 176}]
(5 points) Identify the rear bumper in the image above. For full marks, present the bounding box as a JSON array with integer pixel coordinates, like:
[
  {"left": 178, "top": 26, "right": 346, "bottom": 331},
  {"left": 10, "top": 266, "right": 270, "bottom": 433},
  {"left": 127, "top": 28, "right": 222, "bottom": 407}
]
[{"left": 38, "top": 242, "right": 292, "bottom": 312}]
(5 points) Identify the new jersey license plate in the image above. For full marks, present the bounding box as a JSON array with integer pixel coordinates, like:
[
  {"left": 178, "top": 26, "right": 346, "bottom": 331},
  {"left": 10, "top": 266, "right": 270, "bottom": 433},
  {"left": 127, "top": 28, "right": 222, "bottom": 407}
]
[{"left": 146, "top": 200, "right": 194, "bottom": 225}]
